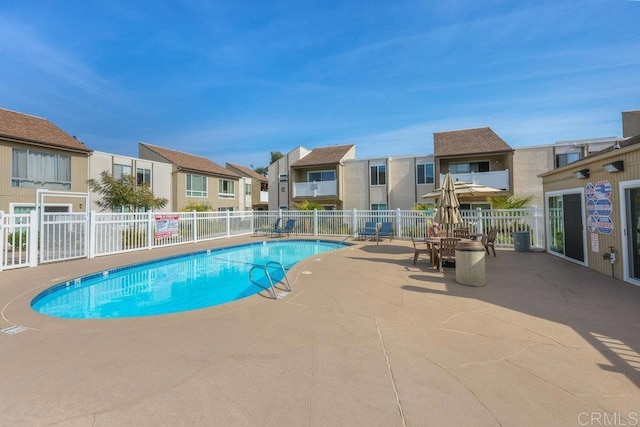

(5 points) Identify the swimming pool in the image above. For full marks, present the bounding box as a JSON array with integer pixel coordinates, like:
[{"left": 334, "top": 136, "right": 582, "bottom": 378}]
[{"left": 31, "top": 240, "right": 347, "bottom": 319}]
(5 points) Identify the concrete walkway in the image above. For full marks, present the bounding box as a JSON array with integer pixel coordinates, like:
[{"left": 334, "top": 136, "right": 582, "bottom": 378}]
[{"left": 0, "top": 237, "right": 639, "bottom": 426}]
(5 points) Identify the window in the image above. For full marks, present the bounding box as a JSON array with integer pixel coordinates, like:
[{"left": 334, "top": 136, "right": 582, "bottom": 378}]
[
  {"left": 245, "top": 183, "right": 252, "bottom": 195},
  {"left": 219, "top": 179, "right": 235, "bottom": 198},
  {"left": 218, "top": 207, "right": 234, "bottom": 212},
  {"left": 12, "top": 148, "right": 71, "bottom": 190},
  {"left": 556, "top": 152, "right": 581, "bottom": 168},
  {"left": 371, "top": 203, "right": 387, "bottom": 210},
  {"left": 136, "top": 168, "right": 151, "bottom": 186},
  {"left": 114, "top": 164, "right": 132, "bottom": 178},
  {"left": 449, "top": 161, "right": 490, "bottom": 174},
  {"left": 307, "top": 170, "right": 335, "bottom": 182},
  {"left": 370, "top": 165, "right": 386, "bottom": 186},
  {"left": 416, "top": 163, "right": 434, "bottom": 184},
  {"left": 186, "top": 174, "right": 207, "bottom": 197}
]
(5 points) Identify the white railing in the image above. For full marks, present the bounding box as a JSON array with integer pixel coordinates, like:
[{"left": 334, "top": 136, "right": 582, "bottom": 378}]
[
  {"left": 0, "top": 212, "right": 32, "bottom": 271},
  {"left": 40, "top": 212, "right": 88, "bottom": 263},
  {"left": 259, "top": 191, "right": 269, "bottom": 203},
  {"left": 293, "top": 180, "right": 337, "bottom": 197},
  {"left": 1, "top": 208, "right": 544, "bottom": 271},
  {"left": 441, "top": 169, "right": 510, "bottom": 190}
]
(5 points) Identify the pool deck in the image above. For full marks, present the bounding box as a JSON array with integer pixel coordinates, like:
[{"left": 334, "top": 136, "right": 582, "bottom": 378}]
[{"left": 1, "top": 236, "right": 639, "bottom": 426}]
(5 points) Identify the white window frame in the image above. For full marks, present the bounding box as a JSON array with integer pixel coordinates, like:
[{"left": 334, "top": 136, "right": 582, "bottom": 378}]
[
  {"left": 370, "top": 165, "right": 386, "bottom": 186},
  {"left": 245, "top": 183, "right": 252, "bottom": 195},
  {"left": 307, "top": 170, "right": 336, "bottom": 182},
  {"left": 114, "top": 164, "right": 132, "bottom": 179},
  {"left": 136, "top": 167, "right": 152, "bottom": 186},
  {"left": 416, "top": 162, "right": 434, "bottom": 184},
  {"left": 218, "top": 179, "right": 235, "bottom": 198},
  {"left": 186, "top": 174, "right": 208, "bottom": 198},
  {"left": 11, "top": 148, "right": 72, "bottom": 190}
]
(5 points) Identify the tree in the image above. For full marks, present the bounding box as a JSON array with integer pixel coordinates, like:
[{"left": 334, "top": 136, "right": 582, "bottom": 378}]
[
  {"left": 485, "top": 195, "right": 534, "bottom": 209},
  {"left": 254, "top": 166, "right": 267, "bottom": 176},
  {"left": 88, "top": 171, "right": 168, "bottom": 212},
  {"left": 270, "top": 151, "right": 284, "bottom": 164}
]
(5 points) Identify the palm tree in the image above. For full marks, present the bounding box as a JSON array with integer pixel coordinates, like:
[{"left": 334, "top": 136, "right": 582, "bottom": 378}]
[{"left": 486, "top": 195, "right": 534, "bottom": 209}]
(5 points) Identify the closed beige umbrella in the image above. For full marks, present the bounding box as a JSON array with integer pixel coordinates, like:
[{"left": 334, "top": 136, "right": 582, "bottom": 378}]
[{"left": 433, "top": 172, "right": 462, "bottom": 236}]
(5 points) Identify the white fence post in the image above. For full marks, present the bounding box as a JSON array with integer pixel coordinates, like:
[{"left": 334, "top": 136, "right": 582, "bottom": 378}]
[
  {"left": 193, "top": 211, "right": 198, "bottom": 242},
  {"left": 0, "top": 211, "right": 4, "bottom": 272},
  {"left": 29, "top": 209, "right": 38, "bottom": 267},
  {"left": 226, "top": 210, "right": 231, "bottom": 238},
  {"left": 88, "top": 211, "right": 96, "bottom": 259},
  {"left": 351, "top": 209, "right": 357, "bottom": 235},
  {"left": 313, "top": 209, "right": 318, "bottom": 237},
  {"left": 476, "top": 208, "right": 483, "bottom": 234},
  {"left": 147, "top": 211, "right": 154, "bottom": 250},
  {"left": 395, "top": 208, "right": 401, "bottom": 238}
]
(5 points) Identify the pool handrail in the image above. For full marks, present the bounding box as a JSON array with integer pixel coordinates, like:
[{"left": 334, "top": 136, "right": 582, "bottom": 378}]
[{"left": 249, "top": 261, "right": 291, "bottom": 299}]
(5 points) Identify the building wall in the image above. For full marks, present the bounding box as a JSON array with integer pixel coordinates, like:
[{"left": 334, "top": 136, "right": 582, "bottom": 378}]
[
  {"left": 173, "top": 171, "right": 239, "bottom": 211},
  {"left": 0, "top": 139, "right": 89, "bottom": 213},
  {"left": 542, "top": 145, "right": 640, "bottom": 284},
  {"left": 268, "top": 146, "right": 311, "bottom": 210},
  {"left": 343, "top": 160, "right": 369, "bottom": 210},
  {"left": 88, "top": 151, "right": 172, "bottom": 212},
  {"left": 622, "top": 111, "right": 640, "bottom": 138},
  {"left": 513, "top": 147, "right": 550, "bottom": 208}
]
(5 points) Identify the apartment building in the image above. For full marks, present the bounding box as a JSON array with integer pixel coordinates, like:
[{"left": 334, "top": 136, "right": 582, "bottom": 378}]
[
  {"left": 268, "top": 145, "right": 355, "bottom": 210},
  {"left": 88, "top": 151, "right": 173, "bottom": 212},
  {"left": 225, "top": 163, "right": 269, "bottom": 210},
  {"left": 0, "top": 108, "right": 92, "bottom": 215},
  {"left": 139, "top": 143, "right": 240, "bottom": 212}
]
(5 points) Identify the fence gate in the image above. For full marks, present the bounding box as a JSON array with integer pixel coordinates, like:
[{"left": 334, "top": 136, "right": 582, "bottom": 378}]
[{"left": 37, "top": 190, "right": 89, "bottom": 264}]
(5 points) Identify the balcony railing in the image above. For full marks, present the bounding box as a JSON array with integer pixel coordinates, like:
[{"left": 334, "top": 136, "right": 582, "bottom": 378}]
[
  {"left": 259, "top": 191, "right": 268, "bottom": 203},
  {"left": 441, "top": 169, "right": 510, "bottom": 191},
  {"left": 293, "top": 180, "right": 337, "bottom": 197}
]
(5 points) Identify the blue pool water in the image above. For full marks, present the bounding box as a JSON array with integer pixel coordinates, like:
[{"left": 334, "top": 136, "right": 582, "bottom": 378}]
[{"left": 31, "top": 240, "right": 346, "bottom": 319}]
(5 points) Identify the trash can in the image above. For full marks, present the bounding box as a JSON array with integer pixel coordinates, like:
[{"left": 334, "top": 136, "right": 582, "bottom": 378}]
[
  {"left": 513, "top": 231, "right": 531, "bottom": 252},
  {"left": 455, "top": 241, "right": 486, "bottom": 287}
]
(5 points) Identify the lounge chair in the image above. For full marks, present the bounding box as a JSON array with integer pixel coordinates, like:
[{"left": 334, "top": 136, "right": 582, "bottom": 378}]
[
  {"left": 357, "top": 222, "right": 377, "bottom": 240},
  {"left": 256, "top": 218, "right": 281, "bottom": 236},
  {"left": 375, "top": 222, "right": 394, "bottom": 244},
  {"left": 271, "top": 219, "right": 296, "bottom": 237}
]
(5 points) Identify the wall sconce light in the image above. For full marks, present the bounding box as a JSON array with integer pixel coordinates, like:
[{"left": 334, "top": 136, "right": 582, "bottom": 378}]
[
  {"left": 603, "top": 160, "right": 624, "bottom": 173},
  {"left": 79, "top": 203, "right": 84, "bottom": 210},
  {"left": 574, "top": 169, "right": 590, "bottom": 179}
]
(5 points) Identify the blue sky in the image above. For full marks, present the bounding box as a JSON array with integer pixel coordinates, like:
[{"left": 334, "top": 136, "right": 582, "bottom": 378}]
[{"left": 1, "top": 1, "right": 639, "bottom": 169}]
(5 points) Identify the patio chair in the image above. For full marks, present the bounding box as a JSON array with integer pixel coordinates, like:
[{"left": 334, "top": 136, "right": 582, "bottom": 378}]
[
  {"left": 453, "top": 227, "right": 470, "bottom": 238},
  {"left": 482, "top": 227, "right": 498, "bottom": 257},
  {"left": 271, "top": 219, "right": 296, "bottom": 237},
  {"left": 357, "top": 222, "right": 378, "bottom": 240},
  {"left": 437, "top": 237, "right": 459, "bottom": 273},
  {"left": 377, "top": 222, "right": 394, "bottom": 242},
  {"left": 256, "top": 217, "right": 281, "bottom": 236},
  {"left": 411, "top": 234, "right": 431, "bottom": 265}
]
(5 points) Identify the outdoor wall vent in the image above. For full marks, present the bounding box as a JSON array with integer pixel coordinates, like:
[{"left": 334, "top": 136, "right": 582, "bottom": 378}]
[{"left": 278, "top": 173, "right": 288, "bottom": 182}]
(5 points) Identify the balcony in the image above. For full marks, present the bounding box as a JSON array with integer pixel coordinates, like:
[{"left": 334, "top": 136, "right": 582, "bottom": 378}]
[
  {"left": 441, "top": 169, "right": 510, "bottom": 191},
  {"left": 293, "top": 180, "right": 337, "bottom": 198},
  {"left": 259, "top": 191, "right": 268, "bottom": 203}
]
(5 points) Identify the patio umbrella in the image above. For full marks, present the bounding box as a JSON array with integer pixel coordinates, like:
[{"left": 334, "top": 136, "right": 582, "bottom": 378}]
[
  {"left": 421, "top": 180, "right": 504, "bottom": 199},
  {"left": 433, "top": 172, "right": 462, "bottom": 236}
]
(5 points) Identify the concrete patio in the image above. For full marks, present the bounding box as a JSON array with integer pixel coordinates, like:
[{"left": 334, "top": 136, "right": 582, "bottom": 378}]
[{"left": 1, "top": 237, "right": 639, "bottom": 426}]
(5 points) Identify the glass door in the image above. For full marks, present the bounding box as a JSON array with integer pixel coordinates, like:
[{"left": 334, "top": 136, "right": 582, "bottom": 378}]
[{"left": 624, "top": 186, "right": 640, "bottom": 283}]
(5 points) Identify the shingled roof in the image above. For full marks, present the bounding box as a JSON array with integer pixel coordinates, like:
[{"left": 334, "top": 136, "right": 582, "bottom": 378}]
[
  {"left": 225, "top": 163, "right": 268, "bottom": 182},
  {"left": 0, "top": 108, "right": 91, "bottom": 153},
  {"left": 434, "top": 127, "right": 512, "bottom": 157},
  {"left": 140, "top": 143, "right": 239, "bottom": 179},
  {"left": 291, "top": 144, "right": 354, "bottom": 167}
]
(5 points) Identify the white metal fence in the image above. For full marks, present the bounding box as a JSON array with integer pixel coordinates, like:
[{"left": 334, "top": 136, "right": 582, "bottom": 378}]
[{"left": 1, "top": 208, "right": 544, "bottom": 271}]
